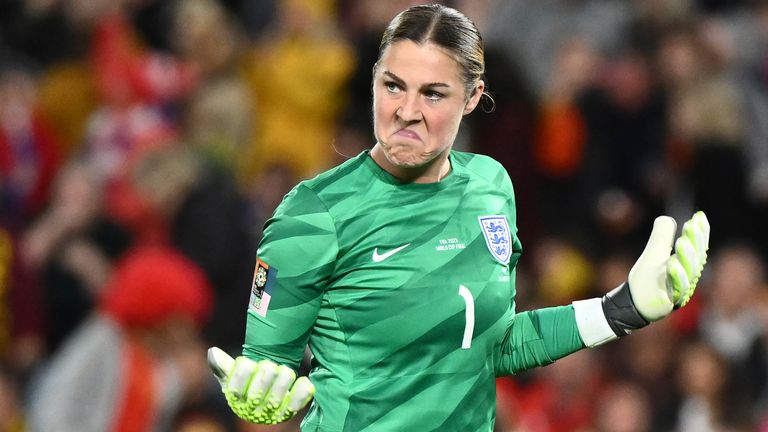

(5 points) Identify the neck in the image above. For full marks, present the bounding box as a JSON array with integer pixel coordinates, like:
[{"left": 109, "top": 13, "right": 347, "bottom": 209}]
[{"left": 370, "top": 144, "right": 451, "bottom": 184}]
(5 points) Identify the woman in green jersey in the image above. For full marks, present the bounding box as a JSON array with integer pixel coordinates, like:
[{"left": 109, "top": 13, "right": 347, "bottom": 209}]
[{"left": 207, "top": 4, "right": 710, "bottom": 431}]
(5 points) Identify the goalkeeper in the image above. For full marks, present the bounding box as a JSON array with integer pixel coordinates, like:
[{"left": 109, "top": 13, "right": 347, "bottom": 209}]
[{"left": 208, "top": 4, "right": 711, "bottom": 431}]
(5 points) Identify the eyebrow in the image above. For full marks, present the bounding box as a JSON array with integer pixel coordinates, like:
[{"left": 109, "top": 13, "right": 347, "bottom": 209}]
[{"left": 382, "top": 70, "right": 451, "bottom": 90}]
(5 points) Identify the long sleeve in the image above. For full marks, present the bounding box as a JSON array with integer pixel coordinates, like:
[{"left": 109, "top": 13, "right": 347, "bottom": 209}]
[
  {"left": 495, "top": 305, "right": 585, "bottom": 376},
  {"left": 242, "top": 184, "right": 338, "bottom": 370}
]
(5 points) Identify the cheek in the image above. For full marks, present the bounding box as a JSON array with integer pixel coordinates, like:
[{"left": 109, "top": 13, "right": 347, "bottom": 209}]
[
  {"left": 373, "top": 93, "right": 396, "bottom": 114},
  {"left": 428, "top": 110, "right": 463, "bottom": 142},
  {"left": 372, "top": 97, "right": 395, "bottom": 130}
]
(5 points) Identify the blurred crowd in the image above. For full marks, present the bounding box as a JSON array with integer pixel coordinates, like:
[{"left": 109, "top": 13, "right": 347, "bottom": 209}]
[{"left": 0, "top": 0, "right": 767, "bottom": 431}]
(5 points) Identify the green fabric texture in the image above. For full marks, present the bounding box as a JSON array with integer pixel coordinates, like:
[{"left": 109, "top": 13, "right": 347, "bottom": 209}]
[{"left": 242, "top": 151, "right": 586, "bottom": 431}]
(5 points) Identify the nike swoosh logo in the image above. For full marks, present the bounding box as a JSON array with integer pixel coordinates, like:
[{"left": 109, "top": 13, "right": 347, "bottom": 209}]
[{"left": 372, "top": 244, "right": 411, "bottom": 262}]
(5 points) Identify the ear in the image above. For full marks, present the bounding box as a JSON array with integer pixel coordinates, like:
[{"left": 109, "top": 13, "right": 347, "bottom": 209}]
[{"left": 463, "top": 80, "right": 485, "bottom": 115}]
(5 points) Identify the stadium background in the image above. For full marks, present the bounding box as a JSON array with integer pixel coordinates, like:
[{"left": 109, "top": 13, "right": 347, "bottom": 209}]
[{"left": 1, "top": 0, "right": 767, "bottom": 430}]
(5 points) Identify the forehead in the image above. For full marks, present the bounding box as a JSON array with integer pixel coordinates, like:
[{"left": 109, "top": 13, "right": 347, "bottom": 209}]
[{"left": 378, "top": 40, "right": 462, "bottom": 85}]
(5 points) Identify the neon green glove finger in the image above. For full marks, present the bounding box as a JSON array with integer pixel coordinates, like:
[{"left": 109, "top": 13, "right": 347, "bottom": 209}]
[
  {"left": 668, "top": 211, "right": 709, "bottom": 308},
  {"left": 683, "top": 213, "right": 708, "bottom": 260},
  {"left": 246, "top": 364, "right": 295, "bottom": 422},
  {"left": 667, "top": 255, "right": 691, "bottom": 307},
  {"left": 229, "top": 356, "right": 262, "bottom": 398},
  {"left": 687, "top": 211, "right": 710, "bottom": 284},
  {"left": 675, "top": 235, "right": 700, "bottom": 280},
  {"left": 206, "top": 347, "right": 316, "bottom": 425},
  {"left": 275, "top": 377, "right": 315, "bottom": 421},
  {"left": 244, "top": 359, "right": 279, "bottom": 402},
  {"left": 689, "top": 211, "right": 711, "bottom": 250}
]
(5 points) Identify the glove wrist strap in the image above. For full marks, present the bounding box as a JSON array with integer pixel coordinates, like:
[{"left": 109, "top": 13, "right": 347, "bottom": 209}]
[
  {"left": 601, "top": 281, "right": 650, "bottom": 337},
  {"left": 573, "top": 298, "right": 617, "bottom": 348}
]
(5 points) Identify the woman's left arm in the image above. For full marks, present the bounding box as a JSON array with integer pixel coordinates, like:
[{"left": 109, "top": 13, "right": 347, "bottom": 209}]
[{"left": 495, "top": 305, "right": 584, "bottom": 376}]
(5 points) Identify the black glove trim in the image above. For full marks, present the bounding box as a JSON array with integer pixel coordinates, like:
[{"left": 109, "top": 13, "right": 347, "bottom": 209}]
[{"left": 601, "top": 281, "right": 650, "bottom": 337}]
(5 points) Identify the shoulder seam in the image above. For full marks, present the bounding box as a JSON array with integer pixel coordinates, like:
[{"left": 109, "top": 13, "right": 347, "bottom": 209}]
[{"left": 453, "top": 152, "right": 508, "bottom": 187}]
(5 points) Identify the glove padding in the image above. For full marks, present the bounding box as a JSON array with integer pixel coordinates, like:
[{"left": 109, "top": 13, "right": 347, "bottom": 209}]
[
  {"left": 207, "top": 347, "right": 315, "bottom": 424},
  {"left": 628, "top": 211, "right": 710, "bottom": 322}
]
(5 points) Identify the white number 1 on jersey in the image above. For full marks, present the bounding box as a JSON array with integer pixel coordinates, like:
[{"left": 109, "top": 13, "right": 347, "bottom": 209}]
[{"left": 458, "top": 285, "right": 475, "bottom": 349}]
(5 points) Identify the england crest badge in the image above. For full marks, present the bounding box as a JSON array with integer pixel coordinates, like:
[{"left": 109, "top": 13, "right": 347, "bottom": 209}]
[{"left": 478, "top": 215, "right": 511, "bottom": 265}]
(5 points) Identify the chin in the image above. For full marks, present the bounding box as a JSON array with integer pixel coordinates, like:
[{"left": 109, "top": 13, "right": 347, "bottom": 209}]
[
  {"left": 385, "top": 146, "right": 427, "bottom": 168},
  {"left": 392, "top": 159, "right": 424, "bottom": 169},
  {"left": 388, "top": 155, "right": 420, "bottom": 169}
]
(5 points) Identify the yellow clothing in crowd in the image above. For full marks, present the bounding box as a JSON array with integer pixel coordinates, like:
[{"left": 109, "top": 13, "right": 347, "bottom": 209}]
[{"left": 244, "top": 32, "right": 355, "bottom": 180}]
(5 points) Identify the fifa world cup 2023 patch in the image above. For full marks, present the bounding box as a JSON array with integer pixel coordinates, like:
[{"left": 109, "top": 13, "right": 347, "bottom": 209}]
[{"left": 250, "top": 258, "right": 278, "bottom": 317}]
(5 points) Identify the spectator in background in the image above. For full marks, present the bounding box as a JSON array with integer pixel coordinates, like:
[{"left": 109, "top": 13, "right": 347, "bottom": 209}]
[
  {"left": 0, "top": 230, "right": 11, "bottom": 358},
  {"left": 698, "top": 244, "right": 768, "bottom": 425},
  {"left": 242, "top": 0, "right": 355, "bottom": 181},
  {"left": 628, "top": 0, "right": 696, "bottom": 56},
  {"left": 532, "top": 36, "right": 599, "bottom": 245},
  {"left": 675, "top": 341, "right": 737, "bottom": 431},
  {"left": 484, "top": 0, "right": 632, "bottom": 99},
  {"left": 27, "top": 246, "right": 213, "bottom": 432},
  {"left": 0, "top": 58, "right": 64, "bottom": 378},
  {"left": 78, "top": 0, "right": 197, "bottom": 183},
  {"left": 172, "top": 0, "right": 255, "bottom": 187},
  {"left": 525, "top": 34, "right": 669, "bottom": 256},
  {"left": 107, "top": 141, "right": 255, "bottom": 355},
  {"left": 0, "top": 58, "right": 62, "bottom": 232},
  {"left": 0, "top": 231, "right": 19, "bottom": 431},
  {"left": 719, "top": 1, "right": 768, "bottom": 258},
  {"left": 610, "top": 319, "right": 682, "bottom": 430},
  {"left": 0, "top": 367, "right": 24, "bottom": 432},
  {"left": 19, "top": 0, "right": 100, "bottom": 159},
  {"left": 592, "top": 381, "right": 652, "bottom": 432},
  {"left": 483, "top": 1, "right": 673, "bottom": 254},
  {"left": 496, "top": 349, "right": 606, "bottom": 432},
  {"left": 245, "top": 163, "right": 300, "bottom": 244},
  {"left": 529, "top": 236, "right": 595, "bottom": 309},
  {"left": 578, "top": 45, "right": 668, "bottom": 254},
  {"left": 660, "top": 18, "right": 752, "bottom": 251},
  {"left": 35, "top": 59, "right": 97, "bottom": 160},
  {"left": 20, "top": 161, "right": 132, "bottom": 356}
]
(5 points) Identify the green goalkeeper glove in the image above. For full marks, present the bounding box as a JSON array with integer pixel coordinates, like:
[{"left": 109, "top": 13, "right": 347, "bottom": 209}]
[
  {"left": 626, "top": 210, "right": 710, "bottom": 319},
  {"left": 207, "top": 347, "right": 315, "bottom": 424},
  {"left": 574, "top": 211, "right": 710, "bottom": 347}
]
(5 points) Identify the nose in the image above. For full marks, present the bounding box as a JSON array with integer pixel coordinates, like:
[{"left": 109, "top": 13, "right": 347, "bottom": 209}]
[{"left": 397, "top": 93, "right": 422, "bottom": 122}]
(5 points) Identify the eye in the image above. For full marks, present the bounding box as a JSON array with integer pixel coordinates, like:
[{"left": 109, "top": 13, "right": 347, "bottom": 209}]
[
  {"left": 384, "top": 81, "right": 402, "bottom": 93},
  {"left": 424, "top": 90, "right": 444, "bottom": 101}
]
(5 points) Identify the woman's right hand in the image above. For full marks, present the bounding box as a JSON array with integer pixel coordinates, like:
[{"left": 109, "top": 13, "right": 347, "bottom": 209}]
[{"left": 207, "top": 347, "right": 315, "bottom": 424}]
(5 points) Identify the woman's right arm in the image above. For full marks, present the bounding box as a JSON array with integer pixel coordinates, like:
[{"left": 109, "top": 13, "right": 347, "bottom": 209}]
[
  {"left": 242, "top": 183, "right": 338, "bottom": 368},
  {"left": 208, "top": 184, "right": 338, "bottom": 424}
]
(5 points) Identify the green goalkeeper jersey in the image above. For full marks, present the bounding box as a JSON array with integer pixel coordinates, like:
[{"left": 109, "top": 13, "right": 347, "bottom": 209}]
[{"left": 243, "top": 151, "right": 585, "bottom": 431}]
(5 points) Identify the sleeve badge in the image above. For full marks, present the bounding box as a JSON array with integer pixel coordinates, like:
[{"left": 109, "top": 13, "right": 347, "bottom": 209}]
[{"left": 249, "top": 258, "right": 278, "bottom": 317}]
